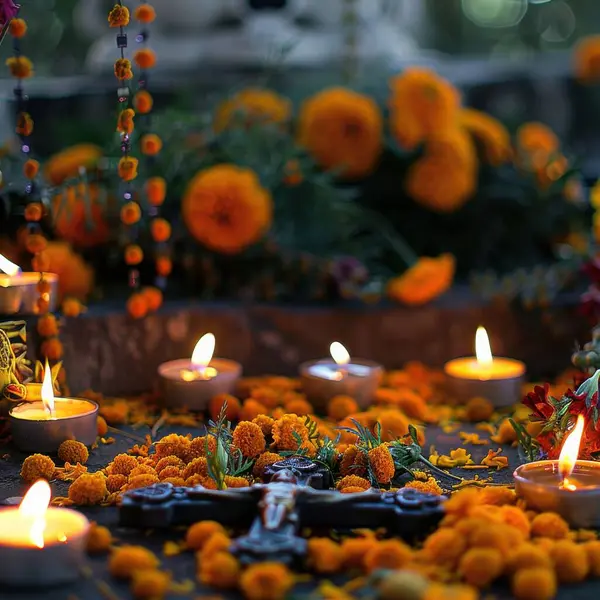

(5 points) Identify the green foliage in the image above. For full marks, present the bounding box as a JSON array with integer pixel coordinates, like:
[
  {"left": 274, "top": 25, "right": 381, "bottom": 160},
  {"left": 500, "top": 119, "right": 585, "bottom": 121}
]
[{"left": 510, "top": 419, "right": 542, "bottom": 463}]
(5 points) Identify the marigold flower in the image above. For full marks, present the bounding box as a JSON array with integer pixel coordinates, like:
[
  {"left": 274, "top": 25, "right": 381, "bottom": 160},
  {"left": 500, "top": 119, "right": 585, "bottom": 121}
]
[
  {"left": 128, "top": 464, "right": 156, "bottom": 480},
  {"left": 336, "top": 475, "right": 371, "bottom": 491},
  {"left": 25, "top": 233, "right": 47, "bottom": 254},
  {"left": 387, "top": 255, "right": 455, "bottom": 306},
  {"left": 224, "top": 475, "right": 249, "bottom": 488},
  {"left": 147, "top": 219, "right": 170, "bottom": 245},
  {"left": 423, "top": 528, "right": 466, "bottom": 568},
  {"left": 464, "top": 397, "right": 494, "bottom": 422},
  {"left": 140, "top": 286, "right": 163, "bottom": 312},
  {"left": 87, "top": 523, "right": 112, "bottom": 554},
  {"left": 405, "top": 478, "right": 443, "bottom": 496},
  {"left": 490, "top": 419, "right": 517, "bottom": 444},
  {"left": 182, "top": 457, "right": 209, "bottom": 481},
  {"left": 505, "top": 543, "right": 551, "bottom": 574},
  {"left": 109, "top": 545, "right": 159, "bottom": 579},
  {"left": 208, "top": 393, "right": 242, "bottom": 421},
  {"left": 470, "top": 522, "right": 524, "bottom": 558},
  {"left": 40, "top": 338, "right": 64, "bottom": 361},
  {"left": 68, "top": 472, "right": 107, "bottom": 505},
  {"left": 236, "top": 398, "right": 265, "bottom": 422},
  {"left": 215, "top": 88, "right": 291, "bottom": 132},
  {"left": 340, "top": 445, "right": 368, "bottom": 477},
  {"left": 272, "top": 413, "right": 310, "bottom": 452},
  {"left": 182, "top": 164, "right": 273, "bottom": 255},
  {"left": 16, "top": 111, "right": 34, "bottom": 136},
  {"left": 127, "top": 474, "right": 159, "bottom": 490},
  {"left": 252, "top": 451, "right": 283, "bottom": 478},
  {"left": 328, "top": 395, "right": 359, "bottom": 421},
  {"left": 58, "top": 440, "right": 89, "bottom": 465},
  {"left": 480, "top": 448, "right": 508, "bottom": 470},
  {"left": 423, "top": 583, "right": 479, "bottom": 600},
  {"left": 134, "top": 49, "right": 156, "bottom": 70},
  {"left": 480, "top": 486, "right": 516, "bottom": 507},
  {"left": 37, "top": 314, "right": 58, "bottom": 337},
  {"left": 114, "top": 58, "right": 133, "bottom": 80},
  {"left": 108, "top": 4, "right": 130, "bottom": 27},
  {"left": 341, "top": 535, "right": 378, "bottom": 570},
  {"left": 185, "top": 520, "right": 225, "bottom": 551},
  {"left": 252, "top": 414, "right": 274, "bottom": 437},
  {"left": 131, "top": 569, "right": 171, "bottom": 599},
  {"left": 531, "top": 512, "right": 569, "bottom": 539},
  {"left": 6, "top": 56, "right": 33, "bottom": 78},
  {"left": 251, "top": 386, "right": 280, "bottom": 408},
  {"left": 111, "top": 453, "right": 138, "bottom": 476},
  {"left": 583, "top": 540, "right": 600, "bottom": 577},
  {"left": 511, "top": 567, "right": 556, "bottom": 600},
  {"left": 198, "top": 552, "right": 240, "bottom": 588},
  {"left": 307, "top": 538, "right": 344, "bottom": 574},
  {"left": 550, "top": 540, "right": 589, "bottom": 583},
  {"left": 284, "top": 397, "right": 313, "bottom": 416},
  {"left": 516, "top": 122, "right": 559, "bottom": 170},
  {"left": 24, "top": 202, "right": 42, "bottom": 222},
  {"left": 124, "top": 245, "right": 144, "bottom": 266},
  {"left": 458, "top": 547, "right": 503, "bottom": 587},
  {"left": 117, "top": 108, "right": 135, "bottom": 134},
  {"left": 156, "top": 257, "right": 172, "bottom": 277},
  {"left": 106, "top": 473, "right": 127, "bottom": 493},
  {"left": 364, "top": 540, "right": 412, "bottom": 573},
  {"left": 460, "top": 109, "right": 511, "bottom": 166},
  {"left": 118, "top": 156, "right": 139, "bottom": 181},
  {"left": 45, "top": 241, "right": 94, "bottom": 301},
  {"left": 44, "top": 144, "right": 102, "bottom": 187},
  {"left": 239, "top": 562, "right": 294, "bottom": 600},
  {"left": 9, "top": 18, "right": 27, "bottom": 38},
  {"left": 575, "top": 35, "right": 600, "bottom": 84},
  {"left": 154, "top": 434, "right": 191, "bottom": 461},
  {"left": 141, "top": 133, "right": 162, "bottom": 156},
  {"left": 96, "top": 415, "right": 108, "bottom": 437},
  {"left": 22, "top": 159, "right": 39, "bottom": 180},
  {"left": 120, "top": 201, "right": 141, "bottom": 225},
  {"left": 189, "top": 435, "right": 217, "bottom": 460},
  {"left": 154, "top": 456, "right": 183, "bottom": 472},
  {"left": 134, "top": 90, "right": 153, "bottom": 114},
  {"left": 198, "top": 531, "right": 231, "bottom": 563},
  {"left": 157, "top": 466, "right": 180, "bottom": 481},
  {"left": 134, "top": 4, "right": 156, "bottom": 23},
  {"left": 127, "top": 293, "right": 148, "bottom": 319},
  {"left": 20, "top": 454, "right": 55, "bottom": 483},
  {"left": 368, "top": 445, "right": 395, "bottom": 484},
  {"left": 63, "top": 297, "right": 86, "bottom": 318},
  {"left": 231, "top": 421, "right": 266, "bottom": 458},
  {"left": 298, "top": 87, "right": 382, "bottom": 179}
]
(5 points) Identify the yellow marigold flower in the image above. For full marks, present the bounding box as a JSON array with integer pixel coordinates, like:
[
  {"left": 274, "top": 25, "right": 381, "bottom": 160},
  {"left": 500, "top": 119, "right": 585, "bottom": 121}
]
[
  {"left": 550, "top": 540, "right": 589, "bottom": 583},
  {"left": 57, "top": 440, "right": 89, "bottom": 465},
  {"left": 423, "top": 528, "right": 466, "bottom": 568},
  {"left": 490, "top": 419, "right": 517, "bottom": 444},
  {"left": 450, "top": 448, "right": 474, "bottom": 466},
  {"left": 131, "top": 569, "right": 171, "bottom": 600},
  {"left": 224, "top": 475, "right": 249, "bottom": 488},
  {"left": 198, "top": 531, "right": 231, "bottom": 563},
  {"left": 584, "top": 540, "right": 600, "bottom": 576},
  {"left": 118, "top": 156, "right": 139, "bottom": 182},
  {"left": 68, "top": 472, "right": 108, "bottom": 505},
  {"left": 109, "top": 545, "right": 159, "bottom": 579},
  {"left": 239, "top": 398, "right": 268, "bottom": 421},
  {"left": 9, "top": 18, "right": 27, "bottom": 38},
  {"left": 158, "top": 466, "right": 181, "bottom": 481},
  {"left": 87, "top": 523, "right": 112, "bottom": 554},
  {"left": 16, "top": 111, "right": 34, "bottom": 136},
  {"left": 186, "top": 521, "right": 227, "bottom": 551},
  {"left": 460, "top": 108, "right": 511, "bottom": 165},
  {"left": 182, "top": 164, "right": 273, "bottom": 254},
  {"left": 239, "top": 562, "right": 294, "bottom": 600},
  {"left": 106, "top": 473, "right": 127, "bottom": 493},
  {"left": 111, "top": 453, "right": 138, "bottom": 476},
  {"left": 367, "top": 445, "right": 395, "bottom": 484},
  {"left": 232, "top": 421, "right": 266, "bottom": 458},
  {"left": 364, "top": 540, "right": 412, "bottom": 573},
  {"left": 63, "top": 297, "right": 86, "bottom": 318},
  {"left": 108, "top": 4, "right": 130, "bottom": 27},
  {"left": 298, "top": 87, "right": 382, "bottom": 179},
  {"left": 127, "top": 473, "right": 159, "bottom": 490},
  {"left": 499, "top": 505, "right": 530, "bottom": 538},
  {"left": 505, "top": 543, "right": 551, "bottom": 574},
  {"left": 531, "top": 512, "right": 569, "bottom": 539},
  {"left": 134, "top": 4, "right": 156, "bottom": 24},
  {"left": 209, "top": 393, "right": 241, "bottom": 422},
  {"left": 23, "top": 159, "right": 39, "bottom": 180},
  {"left": 444, "top": 488, "right": 482, "bottom": 519},
  {"left": 340, "top": 445, "right": 368, "bottom": 477},
  {"left": 133, "top": 49, "right": 156, "bottom": 70},
  {"left": 44, "top": 143, "right": 102, "bottom": 186},
  {"left": 272, "top": 413, "right": 310, "bottom": 452},
  {"left": 459, "top": 547, "right": 503, "bottom": 587},
  {"left": 470, "top": 522, "right": 525, "bottom": 558},
  {"left": 516, "top": 122, "right": 559, "bottom": 170},
  {"left": 252, "top": 451, "right": 283, "bottom": 478},
  {"left": 307, "top": 538, "right": 344, "bottom": 574},
  {"left": 284, "top": 397, "right": 313, "bottom": 416},
  {"left": 423, "top": 583, "right": 479, "bottom": 600},
  {"left": 114, "top": 58, "right": 133, "bottom": 80},
  {"left": 6, "top": 56, "right": 33, "bottom": 79},
  {"left": 198, "top": 552, "right": 240, "bottom": 589},
  {"left": 155, "top": 456, "right": 184, "bottom": 472},
  {"left": 389, "top": 67, "right": 460, "bottom": 149},
  {"left": 128, "top": 465, "right": 157, "bottom": 480},
  {"left": 339, "top": 486, "right": 365, "bottom": 494},
  {"left": 21, "top": 454, "right": 55, "bottom": 483},
  {"left": 336, "top": 475, "right": 371, "bottom": 491},
  {"left": 464, "top": 396, "right": 494, "bottom": 422},
  {"left": 182, "top": 457, "right": 209, "bottom": 480},
  {"left": 134, "top": 90, "right": 153, "bottom": 114},
  {"left": 481, "top": 448, "right": 508, "bottom": 469},
  {"left": 155, "top": 433, "right": 191, "bottom": 461},
  {"left": 574, "top": 35, "right": 600, "bottom": 83},
  {"left": 214, "top": 88, "right": 291, "bottom": 132},
  {"left": 189, "top": 435, "right": 217, "bottom": 460},
  {"left": 341, "top": 535, "right": 378, "bottom": 570},
  {"left": 512, "top": 567, "right": 556, "bottom": 600},
  {"left": 328, "top": 395, "right": 359, "bottom": 421},
  {"left": 117, "top": 108, "right": 135, "bottom": 134},
  {"left": 405, "top": 478, "right": 443, "bottom": 496},
  {"left": 252, "top": 414, "right": 275, "bottom": 437},
  {"left": 37, "top": 313, "right": 59, "bottom": 337},
  {"left": 387, "top": 254, "right": 455, "bottom": 306},
  {"left": 376, "top": 409, "right": 410, "bottom": 442}
]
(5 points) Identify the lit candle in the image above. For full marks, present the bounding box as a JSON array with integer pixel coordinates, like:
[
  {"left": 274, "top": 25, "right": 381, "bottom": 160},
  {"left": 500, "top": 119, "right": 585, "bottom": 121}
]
[
  {"left": 0, "top": 253, "right": 58, "bottom": 315},
  {"left": 158, "top": 333, "right": 242, "bottom": 411},
  {"left": 300, "top": 342, "right": 383, "bottom": 411},
  {"left": 514, "top": 414, "right": 600, "bottom": 527},
  {"left": 444, "top": 327, "right": 525, "bottom": 407},
  {"left": 0, "top": 480, "right": 90, "bottom": 587},
  {"left": 9, "top": 362, "right": 99, "bottom": 452}
]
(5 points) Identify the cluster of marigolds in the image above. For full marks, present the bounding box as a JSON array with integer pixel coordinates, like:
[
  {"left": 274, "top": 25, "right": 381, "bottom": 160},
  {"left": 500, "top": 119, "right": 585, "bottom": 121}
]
[{"left": 14, "top": 362, "right": 597, "bottom": 599}]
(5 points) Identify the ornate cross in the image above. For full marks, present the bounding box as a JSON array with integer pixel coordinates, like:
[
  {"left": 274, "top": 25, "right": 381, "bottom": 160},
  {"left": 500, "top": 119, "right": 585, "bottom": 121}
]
[{"left": 120, "top": 457, "right": 446, "bottom": 566}]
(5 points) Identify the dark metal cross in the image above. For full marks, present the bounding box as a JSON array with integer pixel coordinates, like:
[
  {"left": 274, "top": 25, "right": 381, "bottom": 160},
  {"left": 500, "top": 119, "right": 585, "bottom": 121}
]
[{"left": 120, "top": 457, "right": 446, "bottom": 566}]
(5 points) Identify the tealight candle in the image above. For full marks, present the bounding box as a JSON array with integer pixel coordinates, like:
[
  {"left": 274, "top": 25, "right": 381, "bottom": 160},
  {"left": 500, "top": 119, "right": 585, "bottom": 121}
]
[
  {"left": 0, "top": 253, "right": 58, "bottom": 315},
  {"left": 444, "top": 327, "right": 525, "bottom": 408},
  {"left": 9, "top": 362, "right": 98, "bottom": 452},
  {"left": 514, "top": 415, "right": 600, "bottom": 528},
  {"left": 158, "top": 333, "right": 242, "bottom": 411},
  {"left": 0, "top": 480, "right": 90, "bottom": 587},
  {"left": 300, "top": 342, "right": 383, "bottom": 411}
]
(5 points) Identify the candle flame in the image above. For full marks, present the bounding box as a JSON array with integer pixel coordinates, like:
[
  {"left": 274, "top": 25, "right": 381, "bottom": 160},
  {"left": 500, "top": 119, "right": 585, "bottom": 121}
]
[
  {"left": 330, "top": 342, "right": 350, "bottom": 366},
  {"left": 475, "top": 326, "right": 493, "bottom": 367},
  {"left": 19, "top": 480, "right": 51, "bottom": 549},
  {"left": 558, "top": 414, "right": 585, "bottom": 487},
  {"left": 41, "top": 358, "right": 55, "bottom": 417},
  {"left": 191, "top": 333, "right": 215, "bottom": 368},
  {"left": 0, "top": 253, "right": 21, "bottom": 276}
]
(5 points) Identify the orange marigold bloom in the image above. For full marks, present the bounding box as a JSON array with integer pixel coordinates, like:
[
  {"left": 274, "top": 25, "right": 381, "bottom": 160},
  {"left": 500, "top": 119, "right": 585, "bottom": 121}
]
[
  {"left": 424, "top": 584, "right": 479, "bottom": 600},
  {"left": 131, "top": 570, "right": 171, "bottom": 600},
  {"left": 531, "top": 512, "right": 570, "bottom": 539},
  {"left": 574, "top": 35, "right": 600, "bottom": 83},
  {"left": 61, "top": 297, "right": 85, "bottom": 318},
  {"left": 126, "top": 293, "right": 148, "bottom": 319},
  {"left": 307, "top": 538, "right": 344, "bottom": 574},
  {"left": 340, "top": 486, "right": 367, "bottom": 494},
  {"left": 134, "top": 49, "right": 156, "bottom": 70},
  {"left": 156, "top": 257, "right": 172, "bottom": 277},
  {"left": 40, "top": 338, "right": 64, "bottom": 361},
  {"left": 252, "top": 452, "right": 282, "bottom": 478},
  {"left": 182, "top": 164, "right": 273, "bottom": 255},
  {"left": 25, "top": 233, "right": 47, "bottom": 254},
  {"left": 364, "top": 540, "right": 412, "bottom": 573},
  {"left": 232, "top": 421, "right": 266, "bottom": 458},
  {"left": 37, "top": 314, "right": 58, "bottom": 337},
  {"left": 328, "top": 395, "right": 359, "bottom": 421},
  {"left": 121, "top": 201, "right": 142, "bottom": 225},
  {"left": 336, "top": 475, "right": 371, "bottom": 491},
  {"left": 150, "top": 218, "right": 171, "bottom": 243},
  {"left": 584, "top": 540, "right": 600, "bottom": 577},
  {"left": 341, "top": 535, "right": 378, "bottom": 570},
  {"left": 550, "top": 540, "right": 589, "bottom": 583},
  {"left": 189, "top": 435, "right": 217, "bottom": 459},
  {"left": 117, "top": 108, "right": 135, "bottom": 134},
  {"left": 250, "top": 387, "right": 280, "bottom": 409},
  {"left": 140, "top": 286, "right": 163, "bottom": 312},
  {"left": 505, "top": 543, "right": 551, "bottom": 574},
  {"left": 87, "top": 523, "right": 112, "bottom": 554},
  {"left": 24, "top": 202, "right": 43, "bottom": 222},
  {"left": 134, "top": 4, "right": 156, "bottom": 23},
  {"left": 9, "top": 18, "right": 27, "bottom": 38},
  {"left": 133, "top": 90, "right": 153, "bottom": 114},
  {"left": 68, "top": 472, "right": 108, "bottom": 505},
  {"left": 199, "top": 552, "right": 240, "bottom": 589},
  {"left": 145, "top": 176, "right": 166, "bottom": 205},
  {"left": 111, "top": 453, "right": 138, "bottom": 476},
  {"left": 45, "top": 241, "right": 93, "bottom": 301},
  {"left": 480, "top": 486, "right": 516, "bottom": 507},
  {"left": 252, "top": 414, "right": 274, "bottom": 437},
  {"left": 16, "top": 111, "right": 33, "bottom": 136},
  {"left": 377, "top": 409, "right": 410, "bottom": 442},
  {"left": 127, "top": 473, "right": 160, "bottom": 490},
  {"left": 239, "top": 562, "right": 294, "bottom": 600},
  {"left": 405, "top": 478, "right": 443, "bottom": 496},
  {"left": 516, "top": 122, "right": 559, "bottom": 170},
  {"left": 459, "top": 547, "right": 504, "bottom": 587},
  {"left": 186, "top": 520, "right": 226, "bottom": 551},
  {"left": 389, "top": 67, "right": 460, "bottom": 149},
  {"left": 58, "top": 440, "right": 89, "bottom": 465},
  {"left": 158, "top": 466, "right": 180, "bottom": 481},
  {"left": 23, "top": 159, "right": 39, "bottom": 179},
  {"left": 423, "top": 528, "right": 466, "bottom": 568},
  {"left": 198, "top": 531, "right": 231, "bottom": 563},
  {"left": 20, "top": 454, "right": 55, "bottom": 483},
  {"left": 284, "top": 397, "right": 313, "bottom": 416},
  {"left": 499, "top": 505, "right": 530, "bottom": 538},
  {"left": 108, "top": 4, "right": 130, "bottom": 27},
  {"left": 114, "top": 58, "right": 133, "bottom": 80},
  {"left": 460, "top": 108, "right": 511, "bottom": 165},
  {"left": 239, "top": 399, "right": 268, "bottom": 422},
  {"left": 141, "top": 133, "right": 162, "bottom": 156},
  {"left": 464, "top": 396, "right": 494, "bottom": 422},
  {"left": 97, "top": 415, "right": 108, "bottom": 437},
  {"left": 490, "top": 418, "right": 517, "bottom": 444},
  {"left": 272, "top": 413, "right": 310, "bottom": 452},
  {"left": 154, "top": 433, "right": 191, "bottom": 461},
  {"left": 367, "top": 445, "right": 395, "bottom": 484},
  {"left": 182, "top": 457, "right": 209, "bottom": 480},
  {"left": 155, "top": 456, "right": 184, "bottom": 472},
  {"left": 512, "top": 568, "right": 556, "bottom": 600},
  {"left": 109, "top": 545, "right": 159, "bottom": 579},
  {"left": 106, "top": 473, "right": 127, "bottom": 493},
  {"left": 6, "top": 56, "right": 33, "bottom": 79},
  {"left": 118, "top": 156, "right": 139, "bottom": 181},
  {"left": 44, "top": 144, "right": 102, "bottom": 186},
  {"left": 298, "top": 87, "right": 382, "bottom": 179},
  {"left": 387, "top": 254, "right": 455, "bottom": 307},
  {"left": 214, "top": 88, "right": 291, "bottom": 132},
  {"left": 340, "top": 445, "right": 368, "bottom": 477},
  {"left": 125, "top": 244, "right": 144, "bottom": 266},
  {"left": 128, "top": 465, "right": 157, "bottom": 480},
  {"left": 224, "top": 475, "right": 250, "bottom": 488}
]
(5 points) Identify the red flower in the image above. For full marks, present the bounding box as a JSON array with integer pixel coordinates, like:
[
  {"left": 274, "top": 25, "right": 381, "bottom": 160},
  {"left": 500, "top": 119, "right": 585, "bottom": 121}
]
[
  {"left": 523, "top": 384, "right": 554, "bottom": 420},
  {"left": 565, "top": 388, "right": 596, "bottom": 419}
]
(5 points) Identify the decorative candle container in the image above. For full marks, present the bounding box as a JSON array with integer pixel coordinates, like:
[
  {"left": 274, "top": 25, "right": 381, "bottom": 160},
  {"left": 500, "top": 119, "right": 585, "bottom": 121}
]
[
  {"left": 0, "top": 271, "right": 58, "bottom": 315},
  {"left": 514, "top": 460, "right": 600, "bottom": 528}
]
